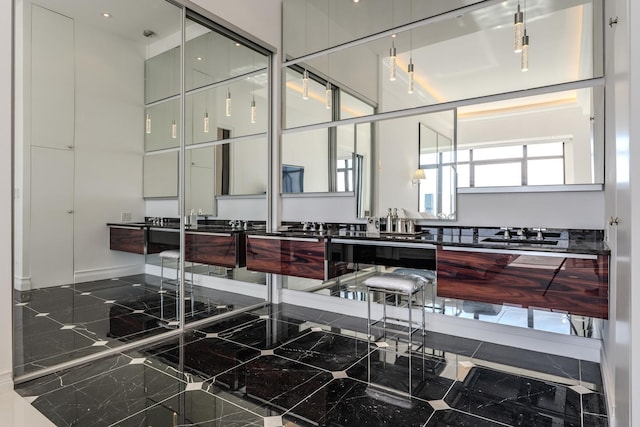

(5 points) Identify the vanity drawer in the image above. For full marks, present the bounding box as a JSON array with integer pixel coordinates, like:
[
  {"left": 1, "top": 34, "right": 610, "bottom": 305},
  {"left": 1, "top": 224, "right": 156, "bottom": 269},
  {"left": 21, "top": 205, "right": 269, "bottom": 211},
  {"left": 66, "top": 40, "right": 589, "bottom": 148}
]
[
  {"left": 109, "top": 226, "right": 145, "bottom": 254},
  {"left": 246, "top": 236, "right": 327, "bottom": 280},
  {"left": 436, "top": 246, "right": 609, "bottom": 319},
  {"left": 185, "top": 232, "right": 245, "bottom": 268}
]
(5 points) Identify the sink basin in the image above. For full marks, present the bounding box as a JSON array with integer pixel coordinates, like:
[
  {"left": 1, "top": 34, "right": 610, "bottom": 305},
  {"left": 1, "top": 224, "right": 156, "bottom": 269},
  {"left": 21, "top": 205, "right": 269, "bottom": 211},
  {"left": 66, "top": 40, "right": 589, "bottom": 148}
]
[{"left": 481, "top": 237, "right": 558, "bottom": 246}]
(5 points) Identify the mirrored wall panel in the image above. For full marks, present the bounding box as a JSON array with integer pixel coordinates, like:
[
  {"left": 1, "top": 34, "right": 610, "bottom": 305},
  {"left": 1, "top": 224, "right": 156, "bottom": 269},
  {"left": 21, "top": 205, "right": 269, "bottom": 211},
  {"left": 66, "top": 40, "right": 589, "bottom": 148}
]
[
  {"left": 14, "top": 0, "right": 270, "bottom": 378},
  {"left": 284, "top": 0, "right": 603, "bottom": 127}
]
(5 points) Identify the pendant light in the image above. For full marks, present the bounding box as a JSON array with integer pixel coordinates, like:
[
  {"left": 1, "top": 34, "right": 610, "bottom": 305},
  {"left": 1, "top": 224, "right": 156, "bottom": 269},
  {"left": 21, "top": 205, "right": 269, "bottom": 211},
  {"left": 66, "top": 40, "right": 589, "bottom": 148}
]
[
  {"left": 143, "top": 30, "right": 155, "bottom": 135},
  {"left": 521, "top": 0, "right": 529, "bottom": 71},
  {"left": 325, "top": 82, "right": 332, "bottom": 109},
  {"left": 250, "top": 96, "right": 257, "bottom": 124},
  {"left": 171, "top": 120, "right": 177, "bottom": 139},
  {"left": 302, "top": 69, "right": 309, "bottom": 100},
  {"left": 389, "top": 37, "right": 397, "bottom": 81},
  {"left": 514, "top": 1, "right": 524, "bottom": 53},
  {"left": 203, "top": 34, "right": 210, "bottom": 133},
  {"left": 407, "top": 3, "right": 414, "bottom": 94},
  {"left": 389, "top": 1, "right": 397, "bottom": 81},
  {"left": 250, "top": 52, "right": 257, "bottom": 124},
  {"left": 521, "top": 29, "right": 529, "bottom": 71},
  {"left": 225, "top": 89, "right": 232, "bottom": 117},
  {"left": 203, "top": 112, "right": 210, "bottom": 133},
  {"left": 225, "top": 39, "right": 232, "bottom": 117}
]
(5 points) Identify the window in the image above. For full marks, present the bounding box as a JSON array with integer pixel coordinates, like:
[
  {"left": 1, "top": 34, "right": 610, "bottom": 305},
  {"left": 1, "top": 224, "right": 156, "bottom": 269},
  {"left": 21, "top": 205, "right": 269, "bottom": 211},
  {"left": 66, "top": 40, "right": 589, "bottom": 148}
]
[{"left": 441, "top": 142, "right": 566, "bottom": 188}]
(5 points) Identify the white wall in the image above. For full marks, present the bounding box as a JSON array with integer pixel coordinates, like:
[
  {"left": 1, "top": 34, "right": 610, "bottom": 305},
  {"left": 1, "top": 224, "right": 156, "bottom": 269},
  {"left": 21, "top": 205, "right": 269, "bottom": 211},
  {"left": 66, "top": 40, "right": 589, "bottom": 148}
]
[
  {"left": 15, "top": 3, "right": 147, "bottom": 286},
  {"left": 72, "top": 19, "right": 147, "bottom": 282},
  {"left": 1, "top": 0, "right": 13, "bottom": 391}
]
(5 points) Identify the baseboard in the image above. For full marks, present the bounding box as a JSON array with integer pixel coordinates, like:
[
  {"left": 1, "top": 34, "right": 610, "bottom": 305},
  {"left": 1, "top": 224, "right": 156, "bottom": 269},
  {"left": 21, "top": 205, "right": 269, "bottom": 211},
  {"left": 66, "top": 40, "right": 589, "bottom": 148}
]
[
  {"left": 281, "top": 290, "right": 602, "bottom": 362},
  {"left": 145, "top": 265, "right": 267, "bottom": 299},
  {"left": 74, "top": 264, "right": 145, "bottom": 284},
  {"left": 0, "top": 371, "right": 13, "bottom": 394},
  {"left": 600, "top": 346, "right": 616, "bottom": 421},
  {"left": 13, "top": 276, "right": 32, "bottom": 291}
]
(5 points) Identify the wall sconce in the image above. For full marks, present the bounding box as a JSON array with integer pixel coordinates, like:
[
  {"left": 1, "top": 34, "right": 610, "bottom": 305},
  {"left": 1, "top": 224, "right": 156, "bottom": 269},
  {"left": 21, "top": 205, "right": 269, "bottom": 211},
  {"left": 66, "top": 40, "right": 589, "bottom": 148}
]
[{"left": 412, "top": 168, "right": 426, "bottom": 185}]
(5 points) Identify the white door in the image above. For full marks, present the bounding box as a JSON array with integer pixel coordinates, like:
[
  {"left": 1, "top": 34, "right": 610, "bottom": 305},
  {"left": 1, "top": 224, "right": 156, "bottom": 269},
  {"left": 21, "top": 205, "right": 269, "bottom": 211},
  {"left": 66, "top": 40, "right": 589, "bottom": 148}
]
[{"left": 30, "top": 146, "right": 74, "bottom": 288}]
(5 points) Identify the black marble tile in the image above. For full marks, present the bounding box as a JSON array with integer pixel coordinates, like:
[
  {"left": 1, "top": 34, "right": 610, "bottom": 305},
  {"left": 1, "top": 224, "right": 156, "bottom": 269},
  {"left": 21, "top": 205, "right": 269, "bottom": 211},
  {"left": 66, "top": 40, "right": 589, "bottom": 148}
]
[
  {"left": 220, "top": 318, "right": 306, "bottom": 350},
  {"left": 13, "top": 307, "right": 64, "bottom": 335},
  {"left": 115, "top": 389, "right": 264, "bottom": 426},
  {"left": 473, "top": 342, "right": 581, "bottom": 380},
  {"left": 15, "top": 328, "right": 98, "bottom": 365},
  {"left": 425, "top": 409, "right": 508, "bottom": 426},
  {"left": 73, "top": 278, "right": 134, "bottom": 292},
  {"left": 581, "top": 360, "right": 604, "bottom": 387},
  {"left": 584, "top": 413, "right": 609, "bottom": 427},
  {"left": 16, "top": 353, "right": 132, "bottom": 398},
  {"left": 240, "top": 355, "right": 333, "bottom": 411},
  {"left": 274, "top": 330, "right": 371, "bottom": 372},
  {"left": 196, "top": 313, "right": 261, "bottom": 334},
  {"left": 445, "top": 366, "right": 582, "bottom": 426},
  {"left": 347, "top": 348, "right": 454, "bottom": 400},
  {"left": 31, "top": 364, "right": 184, "bottom": 427},
  {"left": 582, "top": 392, "right": 608, "bottom": 416},
  {"left": 143, "top": 335, "right": 260, "bottom": 385},
  {"left": 285, "top": 378, "right": 434, "bottom": 427}
]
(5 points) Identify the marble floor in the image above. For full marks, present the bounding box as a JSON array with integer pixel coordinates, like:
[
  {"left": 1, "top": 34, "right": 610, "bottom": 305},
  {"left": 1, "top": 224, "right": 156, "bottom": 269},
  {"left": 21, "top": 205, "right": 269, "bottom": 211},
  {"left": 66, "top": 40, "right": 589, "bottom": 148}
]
[
  {"left": 15, "top": 303, "right": 608, "bottom": 426},
  {"left": 13, "top": 274, "right": 264, "bottom": 376}
]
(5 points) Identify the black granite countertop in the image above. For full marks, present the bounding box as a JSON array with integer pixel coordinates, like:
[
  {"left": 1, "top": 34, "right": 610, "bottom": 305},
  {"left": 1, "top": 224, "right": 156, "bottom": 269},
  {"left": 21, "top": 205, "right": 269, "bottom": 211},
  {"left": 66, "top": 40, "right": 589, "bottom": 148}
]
[
  {"left": 107, "top": 223, "right": 609, "bottom": 256},
  {"left": 247, "top": 227, "right": 610, "bottom": 256}
]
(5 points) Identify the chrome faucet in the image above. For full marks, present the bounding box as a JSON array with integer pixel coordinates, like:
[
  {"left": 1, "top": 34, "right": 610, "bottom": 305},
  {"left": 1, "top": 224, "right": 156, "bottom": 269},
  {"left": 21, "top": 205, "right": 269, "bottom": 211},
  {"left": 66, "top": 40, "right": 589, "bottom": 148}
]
[
  {"left": 533, "top": 227, "right": 546, "bottom": 240},
  {"left": 500, "top": 227, "right": 511, "bottom": 239}
]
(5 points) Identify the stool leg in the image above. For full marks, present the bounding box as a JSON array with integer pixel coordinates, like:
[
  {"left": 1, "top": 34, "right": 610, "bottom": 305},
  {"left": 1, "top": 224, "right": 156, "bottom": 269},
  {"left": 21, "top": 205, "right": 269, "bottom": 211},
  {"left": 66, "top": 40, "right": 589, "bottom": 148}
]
[
  {"left": 367, "top": 287, "right": 372, "bottom": 341},
  {"left": 160, "top": 257, "right": 164, "bottom": 290},
  {"left": 422, "top": 283, "right": 426, "bottom": 336},
  {"left": 408, "top": 290, "right": 413, "bottom": 397}
]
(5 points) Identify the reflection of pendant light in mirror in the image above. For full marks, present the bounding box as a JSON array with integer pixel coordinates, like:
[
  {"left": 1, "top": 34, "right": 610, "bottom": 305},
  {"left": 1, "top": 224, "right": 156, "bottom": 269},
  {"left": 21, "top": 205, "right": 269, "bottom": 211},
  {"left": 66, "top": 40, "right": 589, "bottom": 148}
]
[
  {"left": 514, "top": 1, "right": 524, "bottom": 53},
  {"left": 225, "top": 89, "right": 231, "bottom": 117},
  {"left": 521, "top": 0, "right": 529, "bottom": 72},
  {"left": 250, "top": 52, "right": 257, "bottom": 124},
  {"left": 325, "top": 82, "right": 332, "bottom": 109},
  {"left": 250, "top": 96, "right": 257, "bottom": 124},
  {"left": 389, "top": 37, "right": 397, "bottom": 81},
  {"left": 521, "top": 30, "right": 529, "bottom": 71},
  {"left": 143, "top": 30, "right": 155, "bottom": 135},
  {"left": 171, "top": 120, "right": 177, "bottom": 139},
  {"left": 412, "top": 168, "right": 426, "bottom": 185},
  {"left": 225, "top": 39, "right": 232, "bottom": 117},
  {"left": 407, "top": 3, "right": 414, "bottom": 94},
  {"left": 302, "top": 69, "right": 309, "bottom": 100},
  {"left": 203, "top": 111, "right": 209, "bottom": 133}
]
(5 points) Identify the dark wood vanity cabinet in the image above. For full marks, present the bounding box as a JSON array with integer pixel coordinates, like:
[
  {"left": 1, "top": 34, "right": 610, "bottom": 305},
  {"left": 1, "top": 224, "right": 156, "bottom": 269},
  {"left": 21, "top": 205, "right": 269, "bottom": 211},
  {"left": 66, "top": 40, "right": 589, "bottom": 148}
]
[
  {"left": 246, "top": 236, "right": 333, "bottom": 280},
  {"left": 436, "top": 246, "right": 609, "bottom": 318},
  {"left": 185, "top": 232, "right": 245, "bottom": 268},
  {"left": 109, "top": 226, "right": 145, "bottom": 254}
]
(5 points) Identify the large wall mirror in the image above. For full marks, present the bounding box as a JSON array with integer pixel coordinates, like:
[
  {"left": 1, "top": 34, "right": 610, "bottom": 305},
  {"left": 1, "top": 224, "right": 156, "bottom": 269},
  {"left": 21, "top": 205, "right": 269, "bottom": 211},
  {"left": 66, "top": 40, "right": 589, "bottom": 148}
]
[
  {"left": 282, "top": 0, "right": 604, "bottom": 221},
  {"left": 13, "top": 0, "right": 270, "bottom": 380}
]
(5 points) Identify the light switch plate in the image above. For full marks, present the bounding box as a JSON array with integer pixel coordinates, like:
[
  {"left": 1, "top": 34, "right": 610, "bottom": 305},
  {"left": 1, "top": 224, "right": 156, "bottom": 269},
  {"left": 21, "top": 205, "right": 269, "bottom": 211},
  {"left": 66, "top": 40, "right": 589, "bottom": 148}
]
[{"left": 120, "top": 211, "right": 132, "bottom": 222}]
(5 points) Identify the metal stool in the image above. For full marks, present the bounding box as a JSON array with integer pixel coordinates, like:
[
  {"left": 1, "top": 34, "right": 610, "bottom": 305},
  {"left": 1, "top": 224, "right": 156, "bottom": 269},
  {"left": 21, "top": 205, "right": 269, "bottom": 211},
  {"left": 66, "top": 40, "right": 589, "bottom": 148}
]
[
  {"left": 159, "top": 249, "right": 195, "bottom": 321},
  {"left": 364, "top": 273, "right": 427, "bottom": 397}
]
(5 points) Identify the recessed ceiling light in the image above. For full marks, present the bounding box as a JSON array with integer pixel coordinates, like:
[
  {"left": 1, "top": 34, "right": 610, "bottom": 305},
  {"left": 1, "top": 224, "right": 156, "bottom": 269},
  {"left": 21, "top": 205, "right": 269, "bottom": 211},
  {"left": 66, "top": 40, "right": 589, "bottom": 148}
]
[
  {"left": 102, "top": 13, "right": 111, "bottom": 18},
  {"left": 196, "top": 57, "right": 202, "bottom": 61},
  {"left": 235, "top": 42, "right": 241, "bottom": 47}
]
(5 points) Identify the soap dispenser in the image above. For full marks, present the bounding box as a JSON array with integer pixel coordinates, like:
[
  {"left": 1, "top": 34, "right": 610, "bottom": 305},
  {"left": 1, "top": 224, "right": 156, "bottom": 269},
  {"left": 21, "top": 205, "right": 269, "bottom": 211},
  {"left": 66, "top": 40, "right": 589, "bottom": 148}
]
[
  {"left": 189, "top": 209, "right": 198, "bottom": 230},
  {"left": 386, "top": 208, "right": 394, "bottom": 232}
]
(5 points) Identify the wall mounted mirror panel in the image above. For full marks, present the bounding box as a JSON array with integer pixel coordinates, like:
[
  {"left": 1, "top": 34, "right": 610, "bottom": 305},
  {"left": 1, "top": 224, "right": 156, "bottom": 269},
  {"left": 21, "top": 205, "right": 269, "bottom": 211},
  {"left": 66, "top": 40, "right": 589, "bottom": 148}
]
[
  {"left": 14, "top": 0, "right": 271, "bottom": 380},
  {"left": 145, "top": 46, "right": 180, "bottom": 103},
  {"left": 284, "top": 0, "right": 603, "bottom": 128},
  {"left": 283, "top": 0, "right": 486, "bottom": 59},
  {"left": 13, "top": 0, "right": 184, "bottom": 378},
  {"left": 185, "top": 75, "right": 268, "bottom": 146},
  {"left": 184, "top": 29, "right": 269, "bottom": 92},
  {"left": 145, "top": 97, "right": 181, "bottom": 152},
  {"left": 456, "top": 87, "right": 604, "bottom": 187}
]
